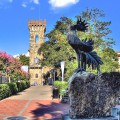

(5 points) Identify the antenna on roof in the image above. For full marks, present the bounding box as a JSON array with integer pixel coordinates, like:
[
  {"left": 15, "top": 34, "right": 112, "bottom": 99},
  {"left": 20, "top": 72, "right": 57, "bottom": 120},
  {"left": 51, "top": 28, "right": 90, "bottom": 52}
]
[{"left": 38, "top": 2, "right": 40, "bottom": 20}]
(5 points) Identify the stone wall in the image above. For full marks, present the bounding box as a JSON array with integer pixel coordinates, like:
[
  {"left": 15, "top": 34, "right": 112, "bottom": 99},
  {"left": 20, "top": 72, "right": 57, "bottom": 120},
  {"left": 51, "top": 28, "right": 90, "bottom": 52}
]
[
  {"left": 69, "top": 72, "right": 120, "bottom": 119},
  {"left": 28, "top": 20, "right": 46, "bottom": 85}
]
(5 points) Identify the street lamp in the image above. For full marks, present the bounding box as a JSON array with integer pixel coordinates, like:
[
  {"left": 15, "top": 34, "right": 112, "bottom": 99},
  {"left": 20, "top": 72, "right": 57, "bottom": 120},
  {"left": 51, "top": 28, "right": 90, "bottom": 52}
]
[
  {"left": 50, "top": 69, "right": 56, "bottom": 86},
  {"left": 60, "top": 61, "right": 65, "bottom": 82},
  {"left": 38, "top": 64, "right": 42, "bottom": 85}
]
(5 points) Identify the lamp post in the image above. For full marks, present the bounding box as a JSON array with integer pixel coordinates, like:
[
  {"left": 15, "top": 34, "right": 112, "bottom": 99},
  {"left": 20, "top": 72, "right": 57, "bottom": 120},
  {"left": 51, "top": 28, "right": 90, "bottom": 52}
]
[
  {"left": 50, "top": 69, "right": 56, "bottom": 86},
  {"left": 60, "top": 61, "right": 65, "bottom": 82},
  {"left": 38, "top": 64, "right": 42, "bottom": 85},
  {"left": 40, "top": 66, "right": 43, "bottom": 85}
]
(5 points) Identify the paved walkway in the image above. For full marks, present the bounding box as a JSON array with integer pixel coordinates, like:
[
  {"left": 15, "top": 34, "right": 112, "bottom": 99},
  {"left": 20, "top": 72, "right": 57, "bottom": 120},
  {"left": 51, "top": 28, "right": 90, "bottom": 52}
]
[
  {"left": 7, "top": 86, "right": 53, "bottom": 100},
  {"left": 0, "top": 86, "right": 69, "bottom": 120}
]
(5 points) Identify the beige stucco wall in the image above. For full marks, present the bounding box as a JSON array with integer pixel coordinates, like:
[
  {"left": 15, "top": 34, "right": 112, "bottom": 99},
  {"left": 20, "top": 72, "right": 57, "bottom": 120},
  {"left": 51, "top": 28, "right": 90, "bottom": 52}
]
[{"left": 29, "top": 68, "right": 42, "bottom": 85}]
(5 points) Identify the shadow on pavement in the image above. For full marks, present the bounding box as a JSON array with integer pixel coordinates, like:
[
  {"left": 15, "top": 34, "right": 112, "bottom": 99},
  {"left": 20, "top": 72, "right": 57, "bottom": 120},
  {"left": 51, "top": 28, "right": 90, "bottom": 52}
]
[{"left": 30, "top": 101, "right": 69, "bottom": 120}]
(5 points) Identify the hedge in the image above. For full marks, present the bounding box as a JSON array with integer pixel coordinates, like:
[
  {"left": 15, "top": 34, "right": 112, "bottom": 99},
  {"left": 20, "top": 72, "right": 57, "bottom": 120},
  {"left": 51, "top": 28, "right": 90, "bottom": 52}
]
[
  {"left": 0, "top": 80, "right": 30, "bottom": 100},
  {"left": 8, "top": 82, "right": 18, "bottom": 95},
  {"left": 54, "top": 81, "right": 68, "bottom": 96},
  {"left": 16, "top": 81, "right": 30, "bottom": 92},
  {"left": 0, "top": 84, "right": 11, "bottom": 100}
]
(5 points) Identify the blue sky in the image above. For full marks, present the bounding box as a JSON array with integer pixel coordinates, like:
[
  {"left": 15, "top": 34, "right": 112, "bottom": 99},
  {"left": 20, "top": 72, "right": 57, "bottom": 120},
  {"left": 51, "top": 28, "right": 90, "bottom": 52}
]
[{"left": 0, "top": 0, "right": 120, "bottom": 56}]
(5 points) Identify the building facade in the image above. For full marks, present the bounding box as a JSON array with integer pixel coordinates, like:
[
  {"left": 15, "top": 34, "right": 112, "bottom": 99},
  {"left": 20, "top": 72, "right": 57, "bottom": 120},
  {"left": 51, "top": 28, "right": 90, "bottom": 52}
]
[{"left": 28, "top": 20, "right": 46, "bottom": 85}]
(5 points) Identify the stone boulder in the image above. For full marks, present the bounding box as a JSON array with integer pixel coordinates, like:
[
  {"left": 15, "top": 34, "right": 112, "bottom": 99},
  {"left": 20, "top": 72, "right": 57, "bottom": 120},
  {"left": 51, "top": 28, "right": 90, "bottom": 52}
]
[{"left": 68, "top": 72, "right": 120, "bottom": 119}]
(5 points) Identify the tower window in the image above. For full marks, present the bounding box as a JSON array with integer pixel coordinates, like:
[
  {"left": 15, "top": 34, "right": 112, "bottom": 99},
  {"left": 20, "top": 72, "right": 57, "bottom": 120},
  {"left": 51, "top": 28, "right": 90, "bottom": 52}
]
[
  {"left": 32, "top": 26, "right": 35, "bottom": 31},
  {"left": 35, "top": 74, "right": 38, "bottom": 78},
  {"left": 34, "top": 57, "right": 39, "bottom": 64},
  {"left": 35, "top": 35, "right": 39, "bottom": 43}
]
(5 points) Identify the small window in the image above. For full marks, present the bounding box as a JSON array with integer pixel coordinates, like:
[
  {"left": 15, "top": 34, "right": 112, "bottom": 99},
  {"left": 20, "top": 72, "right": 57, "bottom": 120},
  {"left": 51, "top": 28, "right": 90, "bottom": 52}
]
[
  {"left": 32, "top": 26, "right": 35, "bottom": 31},
  {"left": 34, "top": 57, "right": 39, "bottom": 64},
  {"left": 35, "top": 35, "right": 39, "bottom": 43},
  {"left": 35, "top": 74, "right": 38, "bottom": 78}
]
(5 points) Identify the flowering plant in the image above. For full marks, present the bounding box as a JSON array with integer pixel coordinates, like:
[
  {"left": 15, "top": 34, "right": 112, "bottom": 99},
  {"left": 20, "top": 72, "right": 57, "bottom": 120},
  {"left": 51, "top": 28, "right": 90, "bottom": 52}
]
[{"left": 0, "top": 51, "right": 29, "bottom": 81}]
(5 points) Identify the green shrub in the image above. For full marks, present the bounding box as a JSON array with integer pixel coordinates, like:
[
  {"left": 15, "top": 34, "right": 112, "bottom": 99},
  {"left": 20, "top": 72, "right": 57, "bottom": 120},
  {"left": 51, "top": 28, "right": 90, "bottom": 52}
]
[
  {"left": 21, "top": 81, "right": 28, "bottom": 89},
  {"left": 0, "top": 80, "right": 30, "bottom": 100},
  {"left": 26, "top": 81, "right": 30, "bottom": 88},
  {"left": 0, "top": 84, "right": 11, "bottom": 100},
  {"left": 16, "top": 80, "right": 30, "bottom": 92},
  {"left": 20, "top": 81, "right": 25, "bottom": 90},
  {"left": 16, "top": 82, "right": 23, "bottom": 92},
  {"left": 54, "top": 81, "right": 68, "bottom": 95},
  {"left": 8, "top": 83, "right": 18, "bottom": 95}
]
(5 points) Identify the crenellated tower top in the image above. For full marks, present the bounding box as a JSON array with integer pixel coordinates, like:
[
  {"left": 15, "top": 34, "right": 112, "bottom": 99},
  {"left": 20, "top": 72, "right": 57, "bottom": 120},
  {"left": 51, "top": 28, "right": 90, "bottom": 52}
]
[{"left": 28, "top": 20, "right": 46, "bottom": 28}]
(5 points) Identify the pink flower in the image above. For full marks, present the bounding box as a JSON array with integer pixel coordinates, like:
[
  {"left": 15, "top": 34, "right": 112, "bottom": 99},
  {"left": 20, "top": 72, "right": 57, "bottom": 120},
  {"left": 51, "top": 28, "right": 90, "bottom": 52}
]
[{"left": 0, "top": 51, "right": 13, "bottom": 63}]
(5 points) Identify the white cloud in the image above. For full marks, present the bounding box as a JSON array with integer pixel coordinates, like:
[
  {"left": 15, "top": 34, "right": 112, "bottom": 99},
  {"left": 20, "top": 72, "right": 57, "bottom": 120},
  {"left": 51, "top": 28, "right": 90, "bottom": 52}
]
[
  {"left": 13, "top": 52, "right": 29, "bottom": 58},
  {"left": 22, "top": 3, "right": 27, "bottom": 8},
  {"left": 49, "top": 0, "right": 79, "bottom": 8},
  {"left": 21, "top": 0, "right": 39, "bottom": 8},
  {"left": 32, "top": 0, "right": 39, "bottom": 4},
  {"left": 13, "top": 54, "right": 20, "bottom": 58},
  {"left": 25, "top": 52, "right": 29, "bottom": 57},
  {"left": 9, "top": 0, "right": 13, "bottom": 3}
]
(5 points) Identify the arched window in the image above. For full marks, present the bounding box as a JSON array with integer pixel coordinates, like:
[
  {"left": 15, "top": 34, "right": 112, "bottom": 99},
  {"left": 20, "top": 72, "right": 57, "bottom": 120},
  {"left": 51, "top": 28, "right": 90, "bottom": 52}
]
[
  {"left": 35, "top": 35, "right": 39, "bottom": 43},
  {"left": 34, "top": 57, "right": 39, "bottom": 64},
  {"left": 35, "top": 74, "right": 38, "bottom": 78},
  {"left": 32, "top": 26, "right": 35, "bottom": 31}
]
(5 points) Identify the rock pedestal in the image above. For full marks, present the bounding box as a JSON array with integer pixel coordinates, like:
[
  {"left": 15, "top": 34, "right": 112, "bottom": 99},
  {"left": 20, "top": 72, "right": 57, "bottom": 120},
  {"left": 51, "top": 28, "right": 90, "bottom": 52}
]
[{"left": 68, "top": 72, "right": 120, "bottom": 119}]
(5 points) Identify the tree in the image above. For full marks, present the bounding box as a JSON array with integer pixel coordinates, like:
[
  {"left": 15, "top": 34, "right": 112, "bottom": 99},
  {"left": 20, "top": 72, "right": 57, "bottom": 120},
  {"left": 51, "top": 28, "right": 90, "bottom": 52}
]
[
  {"left": 78, "top": 8, "right": 118, "bottom": 72},
  {"left": 39, "top": 8, "right": 118, "bottom": 80},
  {"left": 0, "top": 51, "right": 13, "bottom": 74},
  {"left": 38, "top": 17, "right": 74, "bottom": 68},
  {"left": 38, "top": 17, "right": 76, "bottom": 80},
  {"left": 19, "top": 55, "right": 29, "bottom": 66},
  {"left": 100, "top": 48, "right": 118, "bottom": 72},
  {"left": 78, "top": 8, "right": 114, "bottom": 48},
  {"left": 0, "top": 51, "right": 29, "bottom": 81}
]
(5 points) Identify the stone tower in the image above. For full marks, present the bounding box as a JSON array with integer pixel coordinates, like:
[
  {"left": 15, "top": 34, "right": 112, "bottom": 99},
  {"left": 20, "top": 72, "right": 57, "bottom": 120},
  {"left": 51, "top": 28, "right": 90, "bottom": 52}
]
[{"left": 28, "top": 20, "right": 46, "bottom": 85}]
